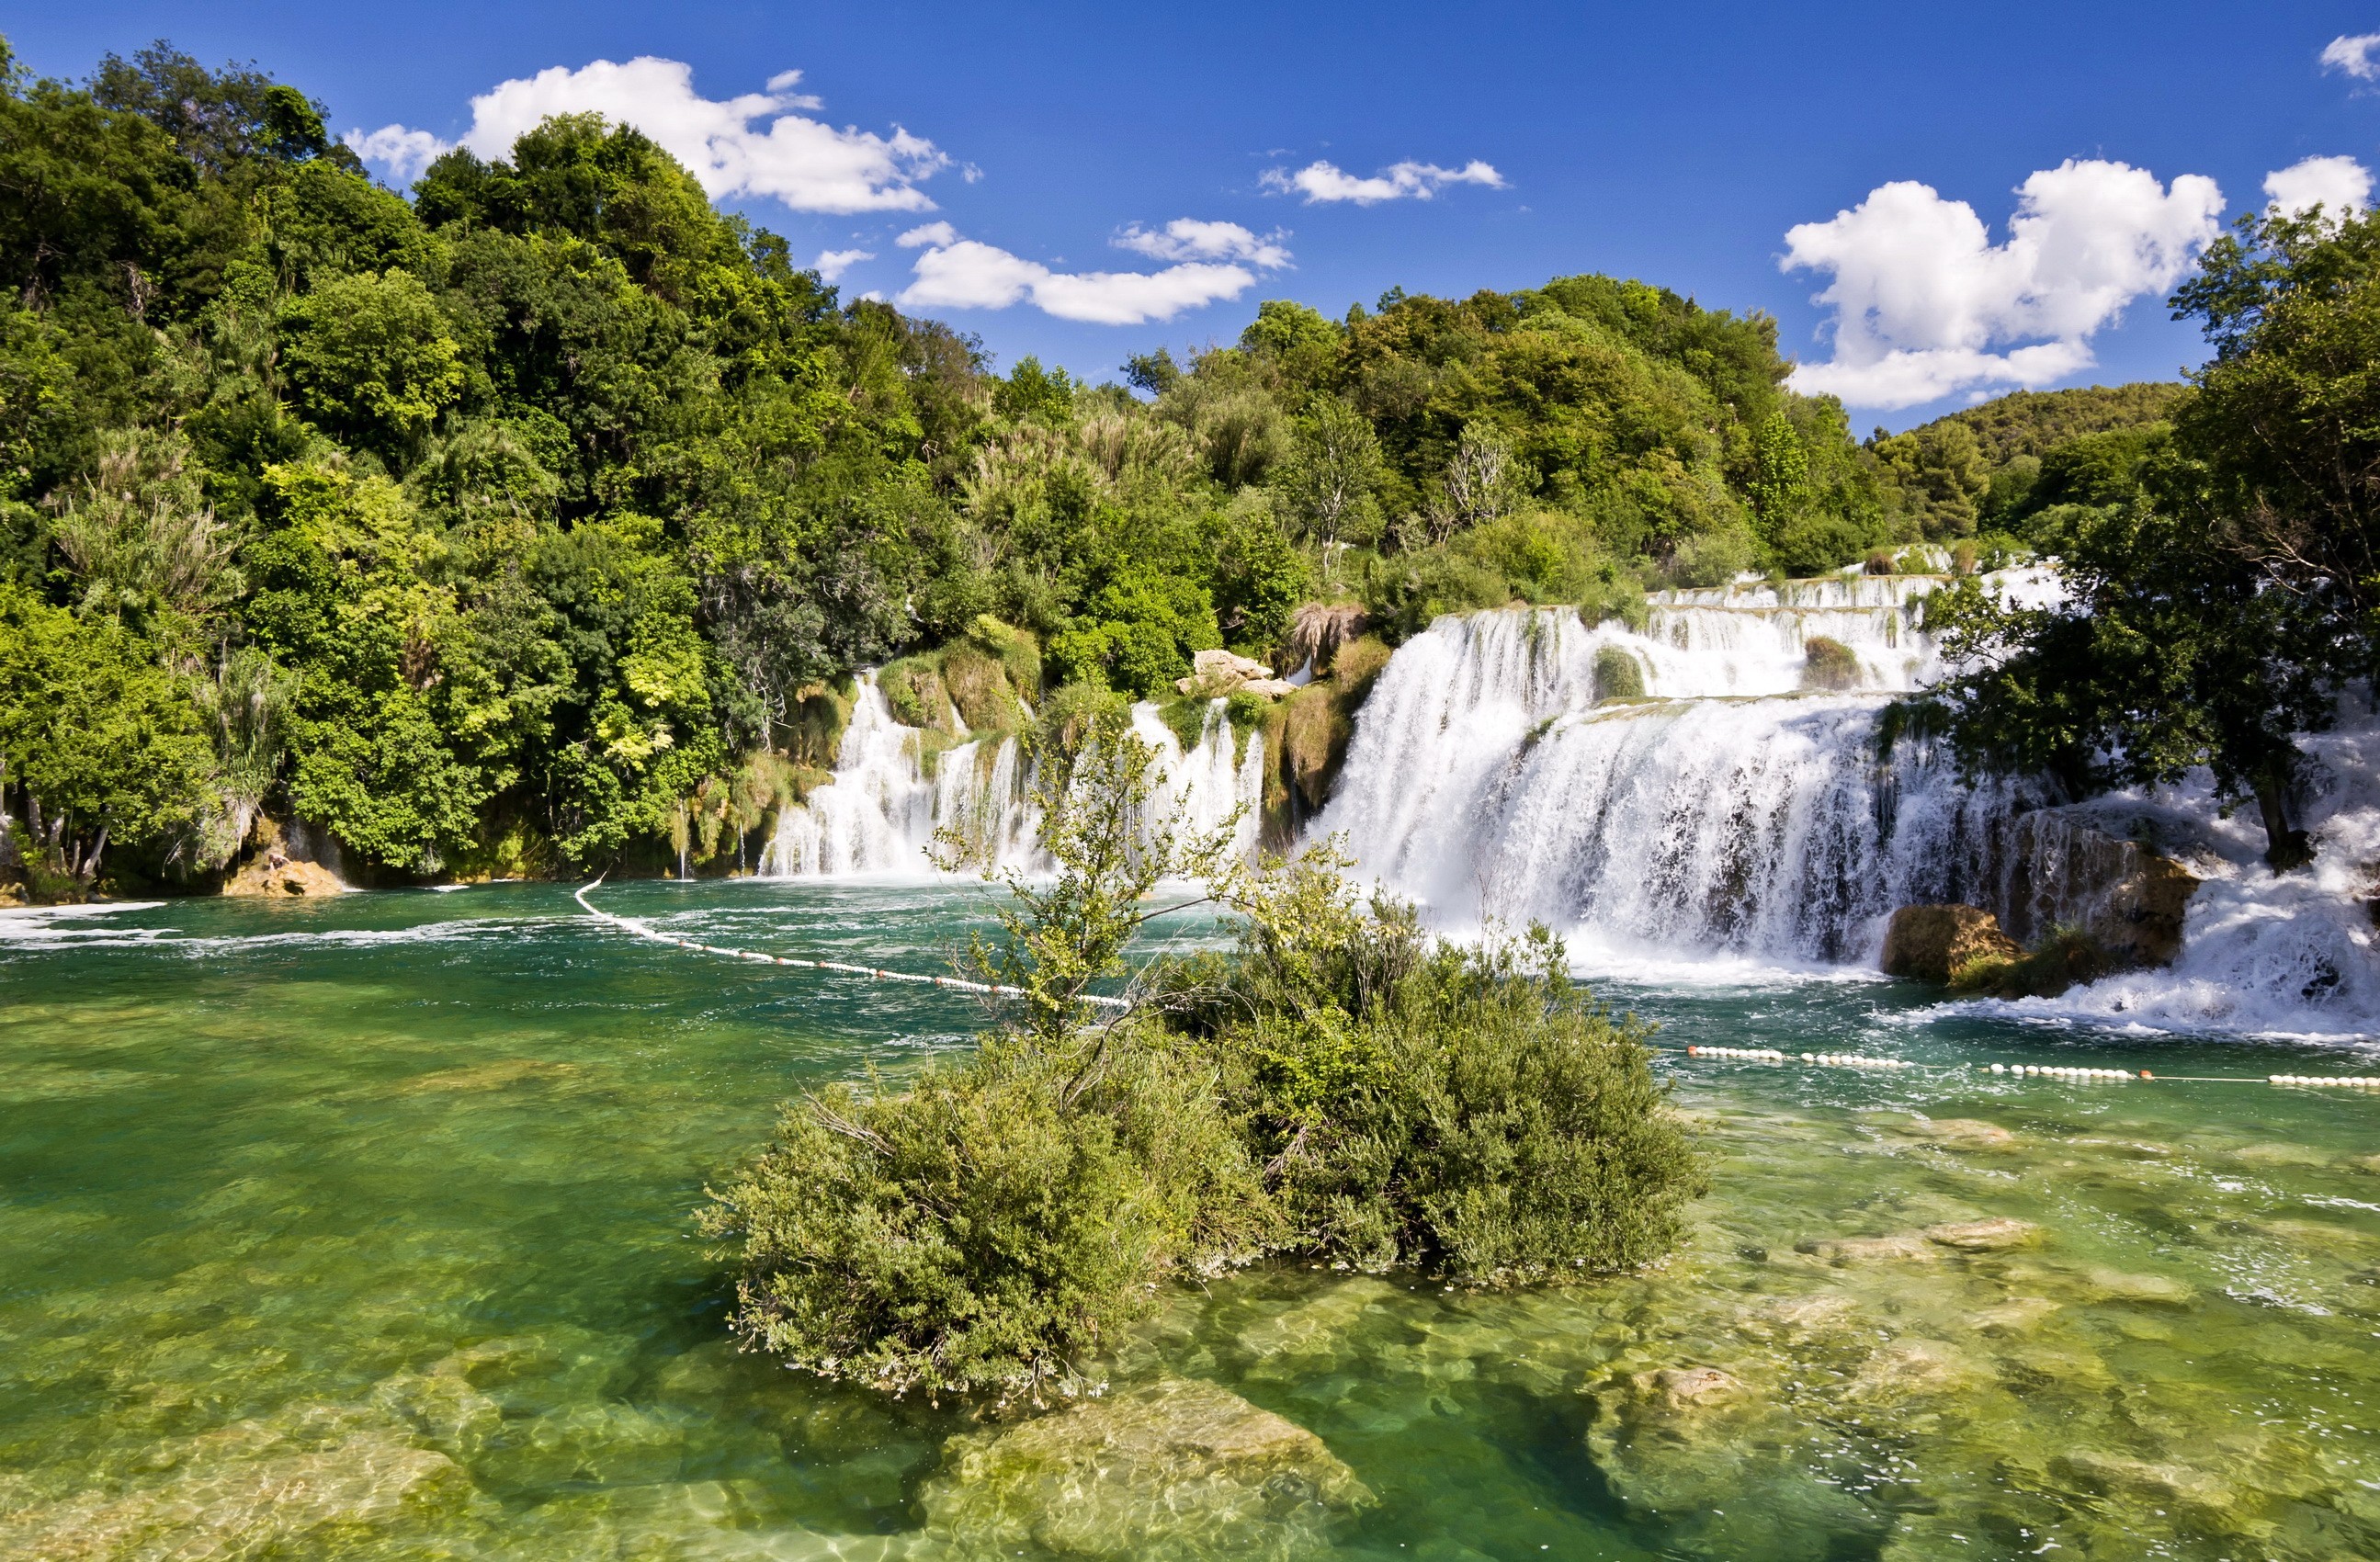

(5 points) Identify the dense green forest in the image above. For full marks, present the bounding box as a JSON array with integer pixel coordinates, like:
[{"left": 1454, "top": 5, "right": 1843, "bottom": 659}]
[{"left": 2, "top": 36, "right": 2320, "bottom": 898}]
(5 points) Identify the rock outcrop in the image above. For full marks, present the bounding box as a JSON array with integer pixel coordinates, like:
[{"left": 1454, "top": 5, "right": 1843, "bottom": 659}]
[
  {"left": 1176, "top": 649, "right": 1294, "bottom": 700},
  {"left": 920, "top": 1376, "right": 1372, "bottom": 1560},
  {"left": 1992, "top": 812, "right": 2200, "bottom": 966},
  {"left": 224, "top": 857, "right": 346, "bottom": 897},
  {"left": 1880, "top": 904, "right": 2018, "bottom": 983}
]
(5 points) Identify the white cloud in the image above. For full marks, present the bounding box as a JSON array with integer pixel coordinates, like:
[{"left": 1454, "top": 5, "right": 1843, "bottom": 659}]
[
  {"left": 1114, "top": 219, "right": 1291, "bottom": 268},
  {"left": 346, "top": 56, "right": 946, "bottom": 212},
  {"left": 1260, "top": 159, "right": 1506, "bottom": 205},
  {"left": 2322, "top": 32, "right": 2380, "bottom": 81},
  {"left": 2264, "top": 154, "right": 2374, "bottom": 219},
  {"left": 343, "top": 124, "right": 451, "bottom": 182},
  {"left": 812, "top": 248, "right": 874, "bottom": 283},
  {"left": 1780, "top": 160, "right": 2224, "bottom": 409},
  {"left": 894, "top": 223, "right": 1286, "bottom": 325}
]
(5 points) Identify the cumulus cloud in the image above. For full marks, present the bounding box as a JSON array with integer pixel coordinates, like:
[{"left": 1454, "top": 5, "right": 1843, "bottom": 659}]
[
  {"left": 894, "top": 222, "right": 1289, "bottom": 325},
  {"left": 2322, "top": 33, "right": 2380, "bottom": 81},
  {"left": 2264, "top": 154, "right": 2374, "bottom": 219},
  {"left": 345, "top": 124, "right": 449, "bottom": 183},
  {"left": 1780, "top": 159, "right": 2224, "bottom": 409},
  {"left": 812, "top": 248, "right": 874, "bottom": 283},
  {"left": 1260, "top": 159, "right": 1505, "bottom": 205},
  {"left": 346, "top": 56, "right": 947, "bottom": 212},
  {"left": 1114, "top": 219, "right": 1291, "bottom": 268}
]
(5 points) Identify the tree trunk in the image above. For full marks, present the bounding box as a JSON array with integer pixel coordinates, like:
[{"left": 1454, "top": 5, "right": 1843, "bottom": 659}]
[
  {"left": 77, "top": 823, "right": 109, "bottom": 885},
  {"left": 2255, "top": 764, "right": 2314, "bottom": 873}
]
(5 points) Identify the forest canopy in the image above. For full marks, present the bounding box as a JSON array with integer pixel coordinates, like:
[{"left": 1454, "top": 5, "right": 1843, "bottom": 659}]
[{"left": 0, "top": 35, "right": 2176, "bottom": 892}]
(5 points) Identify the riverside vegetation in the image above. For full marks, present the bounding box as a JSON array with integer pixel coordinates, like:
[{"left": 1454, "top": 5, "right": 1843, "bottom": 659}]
[
  {"left": 0, "top": 34, "right": 2224, "bottom": 901},
  {"left": 702, "top": 715, "right": 1704, "bottom": 1400}
]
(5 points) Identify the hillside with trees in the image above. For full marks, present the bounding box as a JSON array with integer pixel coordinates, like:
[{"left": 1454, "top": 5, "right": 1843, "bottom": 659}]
[{"left": 0, "top": 37, "right": 2213, "bottom": 897}]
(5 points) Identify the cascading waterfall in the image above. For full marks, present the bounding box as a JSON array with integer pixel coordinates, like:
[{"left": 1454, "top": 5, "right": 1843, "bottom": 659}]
[
  {"left": 758, "top": 675, "right": 1264, "bottom": 878},
  {"left": 1316, "top": 599, "right": 2023, "bottom": 964},
  {"left": 1320, "top": 576, "right": 2380, "bottom": 1038}
]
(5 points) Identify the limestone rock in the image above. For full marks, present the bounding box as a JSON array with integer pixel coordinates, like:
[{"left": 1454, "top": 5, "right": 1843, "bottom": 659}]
[
  {"left": 2073, "top": 1267, "right": 2194, "bottom": 1306},
  {"left": 1880, "top": 904, "right": 2018, "bottom": 983},
  {"left": 224, "top": 857, "right": 346, "bottom": 897},
  {"left": 0, "top": 1418, "right": 466, "bottom": 1560},
  {"left": 1924, "top": 1217, "right": 2040, "bottom": 1252},
  {"left": 920, "top": 1376, "right": 1372, "bottom": 1560},
  {"left": 1635, "top": 1366, "right": 1744, "bottom": 1409},
  {"left": 1997, "top": 812, "right": 2201, "bottom": 966},
  {"left": 1173, "top": 649, "right": 1277, "bottom": 698},
  {"left": 1795, "top": 1233, "right": 1939, "bottom": 1265},
  {"left": 2052, "top": 1449, "right": 2236, "bottom": 1512},
  {"left": 1966, "top": 1296, "right": 2060, "bottom": 1334},
  {"left": 1899, "top": 1116, "right": 2017, "bottom": 1149}
]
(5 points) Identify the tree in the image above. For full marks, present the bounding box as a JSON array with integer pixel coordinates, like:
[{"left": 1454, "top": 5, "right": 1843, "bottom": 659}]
[
  {"left": 1278, "top": 395, "right": 1383, "bottom": 560},
  {"left": 277, "top": 270, "right": 463, "bottom": 458},
  {"left": 0, "top": 584, "right": 215, "bottom": 885}
]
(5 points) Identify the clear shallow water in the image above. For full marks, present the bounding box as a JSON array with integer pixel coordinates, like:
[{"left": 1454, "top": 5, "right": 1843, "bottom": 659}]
[{"left": 3, "top": 884, "right": 2378, "bottom": 1560}]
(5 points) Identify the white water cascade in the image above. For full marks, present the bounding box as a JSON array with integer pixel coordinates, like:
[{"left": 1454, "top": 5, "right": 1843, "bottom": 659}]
[
  {"left": 758, "top": 675, "right": 1264, "bottom": 879},
  {"left": 1316, "top": 588, "right": 2023, "bottom": 966},
  {"left": 1319, "top": 573, "right": 2380, "bottom": 1039}
]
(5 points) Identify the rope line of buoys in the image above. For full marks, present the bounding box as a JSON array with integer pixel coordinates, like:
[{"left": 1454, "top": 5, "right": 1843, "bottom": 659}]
[
  {"left": 1664, "top": 1043, "right": 2377, "bottom": 1092},
  {"left": 573, "top": 878, "right": 1133, "bottom": 1009}
]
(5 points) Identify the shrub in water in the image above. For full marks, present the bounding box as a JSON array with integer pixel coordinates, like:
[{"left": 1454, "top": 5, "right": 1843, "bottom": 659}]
[
  {"left": 707, "top": 728, "right": 1704, "bottom": 1399},
  {"left": 1165, "top": 852, "right": 1705, "bottom": 1281},
  {"left": 1592, "top": 645, "right": 1646, "bottom": 702},
  {"left": 1800, "top": 635, "right": 1861, "bottom": 691},
  {"left": 1950, "top": 923, "right": 2113, "bottom": 999}
]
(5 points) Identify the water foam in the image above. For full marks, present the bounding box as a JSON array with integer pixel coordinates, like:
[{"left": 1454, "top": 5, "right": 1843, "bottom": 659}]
[{"left": 758, "top": 674, "right": 1263, "bottom": 879}]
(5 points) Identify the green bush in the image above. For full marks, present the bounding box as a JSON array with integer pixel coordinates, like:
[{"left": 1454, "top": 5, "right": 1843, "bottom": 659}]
[
  {"left": 1167, "top": 854, "right": 1706, "bottom": 1283},
  {"left": 1800, "top": 635, "right": 1861, "bottom": 691},
  {"left": 1950, "top": 924, "right": 2113, "bottom": 999},
  {"left": 706, "top": 734, "right": 1704, "bottom": 1400},
  {"left": 702, "top": 1035, "right": 1273, "bottom": 1402},
  {"left": 1592, "top": 645, "right": 1647, "bottom": 702}
]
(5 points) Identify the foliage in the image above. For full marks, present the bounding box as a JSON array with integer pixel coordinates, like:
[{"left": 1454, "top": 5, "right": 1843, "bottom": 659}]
[
  {"left": 1925, "top": 209, "right": 2380, "bottom": 871},
  {"left": 0, "top": 31, "right": 2202, "bottom": 891},
  {"left": 708, "top": 742, "right": 1702, "bottom": 1400},
  {"left": 1592, "top": 645, "right": 1646, "bottom": 701},
  {"left": 1949, "top": 924, "right": 2112, "bottom": 1000},
  {"left": 0, "top": 583, "right": 215, "bottom": 884},
  {"left": 1799, "top": 635, "right": 1860, "bottom": 691}
]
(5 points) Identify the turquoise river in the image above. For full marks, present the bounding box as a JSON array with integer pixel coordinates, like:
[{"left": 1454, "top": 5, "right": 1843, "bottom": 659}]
[{"left": 3, "top": 881, "right": 2377, "bottom": 1560}]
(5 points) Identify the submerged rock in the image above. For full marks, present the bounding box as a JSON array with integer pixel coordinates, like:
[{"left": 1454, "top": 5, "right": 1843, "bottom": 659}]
[
  {"left": 1584, "top": 1362, "right": 1883, "bottom": 1561},
  {"left": 0, "top": 1414, "right": 469, "bottom": 1559},
  {"left": 1880, "top": 904, "right": 2019, "bottom": 983},
  {"left": 1924, "top": 1217, "right": 2040, "bottom": 1251},
  {"left": 919, "top": 1377, "right": 1372, "bottom": 1560},
  {"left": 1795, "top": 1233, "right": 1939, "bottom": 1265},
  {"left": 2071, "top": 1267, "right": 2196, "bottom": 1306},
  {"left": 2051, "top": 1449, "right": 2236, "bottom": 1512},
  {"left": 1898, "top": 1116, "right": 2018, "bottom": 1149}
]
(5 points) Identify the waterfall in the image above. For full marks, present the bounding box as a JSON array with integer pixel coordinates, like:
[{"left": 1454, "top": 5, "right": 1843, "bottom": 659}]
[
  {"left": 758, "top": 675, "right": 1264, "bottom": 879},
  {"left": 1319, "top": 582, "right": 2380, "bottom": 1038},
  {"left": 1314, "top": 606, "right": 2022, "bottom": 963}
]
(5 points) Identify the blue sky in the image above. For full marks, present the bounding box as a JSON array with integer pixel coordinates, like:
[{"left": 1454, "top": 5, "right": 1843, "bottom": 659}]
[{"left": 12, "top": 3, "right": 2380, "bottom": 427}]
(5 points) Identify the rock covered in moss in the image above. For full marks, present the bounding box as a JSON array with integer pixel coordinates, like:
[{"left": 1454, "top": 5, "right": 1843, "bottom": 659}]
[
  {"left": 1880, "top": 904, "right": 2018, "bottom": 983},
  {"left": 919, "top": 1377, "right": 1372, "bottom": 1560}
]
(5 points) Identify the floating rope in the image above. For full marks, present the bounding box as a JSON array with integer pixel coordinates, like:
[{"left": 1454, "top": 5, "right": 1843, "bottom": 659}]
[
  {"left": 575, "top": 882, "right": 2369, "bottom": 1075},
  {"left": 1668, "top": 1042, "right": 2377, "bottom": 1091},
  {"left": 573, "top": 878, "right": 1133, "bottom": 1009}
]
